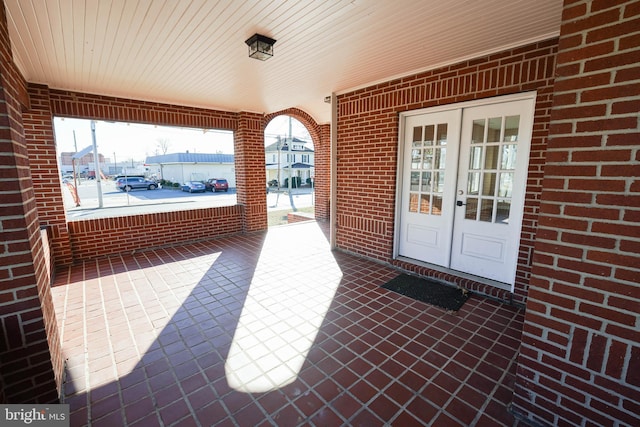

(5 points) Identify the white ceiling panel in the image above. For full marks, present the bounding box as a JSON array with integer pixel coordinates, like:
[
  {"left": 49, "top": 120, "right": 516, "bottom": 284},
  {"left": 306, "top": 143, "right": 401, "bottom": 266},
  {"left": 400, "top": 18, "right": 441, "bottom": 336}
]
[{"left": 5, "top": 0, "right": 563, "bottom": 124}]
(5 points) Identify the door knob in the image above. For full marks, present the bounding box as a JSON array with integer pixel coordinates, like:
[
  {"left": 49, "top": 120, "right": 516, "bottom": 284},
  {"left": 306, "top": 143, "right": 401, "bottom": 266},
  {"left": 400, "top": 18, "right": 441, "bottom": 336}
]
[{"left": 456, "top": 200, "right": 465, "bottom": 207}]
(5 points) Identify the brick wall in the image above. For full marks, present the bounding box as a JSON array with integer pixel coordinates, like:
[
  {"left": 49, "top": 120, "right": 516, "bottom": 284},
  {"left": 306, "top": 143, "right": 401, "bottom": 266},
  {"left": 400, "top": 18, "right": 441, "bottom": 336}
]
[
  {"left": 24, "top": 84, "right": 73, "bottom": 267},
  {"left": 67, "top": 206, "right": 243, "bottom": 261},
  {"left": 513, "top": 1, "right": 640, "bottom": 425},
  {"left": 264, "top": 108, "right": 330, "bottom": 222},
  {"left": 315, "top": 123, "right": 331, "bottom": 221},
  {"left": 22, "top": 87, "right": 275, "bottom": 264},
  {"left": 235, "top": 112, "right": 268, "bottom": 232},
  {"left": 0, "top": 1, "right": 62, "bottom": 403},
  {"left": 336, "top": 39, "right": 558, "bottom": 303}
]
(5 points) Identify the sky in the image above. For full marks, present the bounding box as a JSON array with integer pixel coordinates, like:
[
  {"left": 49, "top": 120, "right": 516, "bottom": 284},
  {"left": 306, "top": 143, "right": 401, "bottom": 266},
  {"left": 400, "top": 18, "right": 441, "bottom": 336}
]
[{"left": 53, "top": 116, "right": 312, "bottom": 163}]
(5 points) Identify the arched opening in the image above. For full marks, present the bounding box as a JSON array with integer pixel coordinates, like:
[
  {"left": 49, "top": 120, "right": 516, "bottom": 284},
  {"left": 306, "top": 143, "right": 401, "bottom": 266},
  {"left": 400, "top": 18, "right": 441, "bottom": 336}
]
[{"left": 264, "top": 115, "right": 315, "bottom": 227}]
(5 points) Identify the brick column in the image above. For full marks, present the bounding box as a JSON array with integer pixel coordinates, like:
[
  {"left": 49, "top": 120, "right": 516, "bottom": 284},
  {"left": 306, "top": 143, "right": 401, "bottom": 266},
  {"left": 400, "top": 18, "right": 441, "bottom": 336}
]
[
  {"left": 512, "top": 1, "right": 640, "bottom": 425},
  {"left": 314, "top": 123, "right": 331, "bottom": 221},
  {"left": 24, "top": 84, "right": 73, "bottom": 266},
  {"left": 0, "top": 1, "right": 63, "bottom": 403},
  {"left": 235, "top": 111, "right": 268, "bottom": 232}
]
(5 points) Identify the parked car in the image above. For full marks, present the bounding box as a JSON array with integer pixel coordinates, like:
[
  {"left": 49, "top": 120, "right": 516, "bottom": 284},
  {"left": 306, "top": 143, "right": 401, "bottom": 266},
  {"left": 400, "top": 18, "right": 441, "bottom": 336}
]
[
  {"left": 181, "top": 181, "right": 206, "bottom": 193},
  {"left": 205, "top": 178, "right": 229, "bottom": 192},
  {"left": 116, "top": 177, "right": 158, "bottom": 191}
]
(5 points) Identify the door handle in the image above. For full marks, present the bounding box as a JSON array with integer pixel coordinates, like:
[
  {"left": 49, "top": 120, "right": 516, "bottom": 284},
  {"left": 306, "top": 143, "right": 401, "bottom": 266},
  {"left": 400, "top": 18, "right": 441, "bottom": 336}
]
[{"left": 456, "top": 200, "right": 465, "bottom": 207}]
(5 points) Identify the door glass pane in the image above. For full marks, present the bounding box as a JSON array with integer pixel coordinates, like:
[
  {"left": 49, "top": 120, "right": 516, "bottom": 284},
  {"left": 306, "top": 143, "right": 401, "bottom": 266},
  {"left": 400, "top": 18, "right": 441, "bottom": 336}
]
[
  {"left": 482, "top": 172, "right": 496, "bottom": 196},
  {"left": 409, "top": 193, "right": 418, "bottom": 212},
  {"left": 411, "top": 149, "right": 421, "bottom": 169},
  {"left": 433, "top": 171, "right": 444, "bottom": 193},
  {"left": 436, "top": 123, "right": 448, "bottom": 145},
  {"left": 501, "top": 144, "right": 517, "bottom": 170},
  {"left": 487, "top": 117, "right": 502, "bottom": 142},
  {"left": 421, "top": 172, "right": 431, "bottom": 191},
  {"left": 432, "top": 196, "right": 442, "bottom": 216},
  {"left": 484, "top": 145, "right": 499, "bottom": 169},
  {"left": 471, "top": 119, "right": 485, "bottom": 143},
  {"left": 496, "top": 200, "right": 511, "bottom": 224},
  {"left": 480, "top": 199, "right": 494, "bottom": 222},
  {"left": 434, "top": 147, "right": 446, "bottom": 169},
  {"left": 410, "top": 172, "right": 420, "bottom": 191},
  {"left": 465, "top": 198, "right": 478, "bottom": 220},
  {"left": 498, "top": 173, "right": 513, "bottom": 197},
  {"left": 412, "top": 126, "right": 423, "bottom": 144},
  {"left": 423, "top": 148, "right": 433, "bottom": 169},
  {"left": 420, "top": 194, "right": 431, "bottom": 214},
  {"left": 469, "top": 147, "right": 482, "bottom": 170},
  {"left": 407, "top": 121, "right": 445, "bottom": 218},
  {"left": 424, "top": 125, "right": 435, "bottom": 146},
  {"left": 468, "top": 172, "right": 480, "bottom": 195},
  {"left": 503, "top": 115, "right": 520, "bottom": 142}
]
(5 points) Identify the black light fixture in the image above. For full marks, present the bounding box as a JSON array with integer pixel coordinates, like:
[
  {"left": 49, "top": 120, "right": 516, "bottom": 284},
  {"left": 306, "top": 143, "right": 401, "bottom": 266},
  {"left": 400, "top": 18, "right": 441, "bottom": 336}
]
[{"left": 245, "top": 33, "right": 276, "bottom": 61}]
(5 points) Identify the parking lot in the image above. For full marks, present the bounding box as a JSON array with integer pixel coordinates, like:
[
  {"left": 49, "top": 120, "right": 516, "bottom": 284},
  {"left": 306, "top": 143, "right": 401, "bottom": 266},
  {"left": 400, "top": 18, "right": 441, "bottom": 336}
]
[{"left": 63, "top": 179, "right": 314, "bottom": 220}]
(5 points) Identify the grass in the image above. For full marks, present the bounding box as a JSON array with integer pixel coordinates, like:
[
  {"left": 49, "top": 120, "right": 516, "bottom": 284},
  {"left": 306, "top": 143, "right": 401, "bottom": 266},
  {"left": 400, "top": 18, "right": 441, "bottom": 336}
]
[{"left": 268, "top": 206, "right": 315, "bottom": 227}]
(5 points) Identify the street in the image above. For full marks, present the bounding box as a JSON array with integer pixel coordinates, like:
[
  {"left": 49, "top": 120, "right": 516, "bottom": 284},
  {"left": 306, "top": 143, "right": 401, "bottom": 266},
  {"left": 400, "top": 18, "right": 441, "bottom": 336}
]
[{"left": 63, "top": 179, "right": 314, "bottom": 220}]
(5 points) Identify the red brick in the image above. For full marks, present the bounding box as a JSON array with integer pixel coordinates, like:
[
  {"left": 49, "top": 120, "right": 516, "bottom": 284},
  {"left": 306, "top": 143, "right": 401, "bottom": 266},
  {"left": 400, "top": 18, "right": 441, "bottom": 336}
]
[
  {"left": 552, "top": 282, "right": 604, "bottom": 304},
  {"left": 551, "top": 307, "right": 604, "bottom": 331},
  {"left": 565, "top": 205, "right": 620, "bottom": 221},
  {"left": 607, "top": 132, "right": 640, "bottom": 146},
  {"left": 605, "top": 323, "right": 640, "bottom": 343},
  {"left": 587, "top": 250, "right": 640, "bottom": 270},
  {"left": 586, "top": 333, "right": 607, "bottom": 372},
  {"left": 585, "top": 51, "right": 640, "bottom": 73},
  {"left": 592, "top": 219, "right": 640, "bottom": 238},
  {"left": 604, "top": 340, "right": 627, "bottom": 379},
  {"left": 576, "top": 116, "right": 638, "bottom": 133},
  {"left": 524, "top": 311, "right": 572, "bottom": 335},
  {"left": 569, "top": 327, "right": 588, "bottom": 364},
  {"left": 567, "top": 178, "right": 626, "bottom": 192}
]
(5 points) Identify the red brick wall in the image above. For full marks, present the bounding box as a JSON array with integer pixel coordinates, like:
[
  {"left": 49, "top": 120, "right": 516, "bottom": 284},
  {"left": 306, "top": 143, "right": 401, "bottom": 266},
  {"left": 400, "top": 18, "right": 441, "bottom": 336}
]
[
  {"left": 513, "top": 1, "right": 640, "bottom": 426},
  {"left": 24, "top": 84, "right": 73, "bottom": 266},
  {"left": 235, "top": 112, "right": 268, "bottom": 232},
  {"left": 0, "top": 1, "right": 62, "bottom": 403},
  {"left": 336, "top": 39, "right": 558, "bottom": 303},
  {"left": 22, "top": 87, "right": 272, "bottom": 264},
  {"left": 264, "top": 108, "right": 330, "bottom": 221},
  {"left": 315, "top": 123, "right": 331, "bottom": 221},
  {"left": 67, "top": 206, "right": 243, "bottom": 261}
]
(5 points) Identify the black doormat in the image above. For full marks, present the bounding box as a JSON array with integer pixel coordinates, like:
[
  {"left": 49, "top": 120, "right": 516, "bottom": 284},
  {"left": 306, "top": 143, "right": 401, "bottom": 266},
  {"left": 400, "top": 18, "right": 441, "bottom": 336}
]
[{"left": 382, "top": 274, "right": 469, "bottom": 311}]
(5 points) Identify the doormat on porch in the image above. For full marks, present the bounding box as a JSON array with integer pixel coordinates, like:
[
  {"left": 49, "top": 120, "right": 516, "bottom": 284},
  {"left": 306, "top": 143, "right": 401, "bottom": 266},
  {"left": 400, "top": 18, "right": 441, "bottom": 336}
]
[{"left": 382, "top": 274, "right": 469, "bottom": 311}]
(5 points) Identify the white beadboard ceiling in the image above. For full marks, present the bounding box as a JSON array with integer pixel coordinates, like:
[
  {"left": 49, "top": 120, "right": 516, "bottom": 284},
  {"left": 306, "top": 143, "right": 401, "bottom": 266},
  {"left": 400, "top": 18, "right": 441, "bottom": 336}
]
[{"left": 5, "top": 0, "right": 563, "bottom": 124}]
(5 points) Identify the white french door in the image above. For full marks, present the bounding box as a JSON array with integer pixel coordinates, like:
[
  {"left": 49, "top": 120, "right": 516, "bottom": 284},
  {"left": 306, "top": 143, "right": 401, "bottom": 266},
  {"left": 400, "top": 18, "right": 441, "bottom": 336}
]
[
  {"left": 397, "top": 94, "right": 535, "bottom": 287},
  {"left": 398, "top": 109, "right": 461, "bottom": 268}
]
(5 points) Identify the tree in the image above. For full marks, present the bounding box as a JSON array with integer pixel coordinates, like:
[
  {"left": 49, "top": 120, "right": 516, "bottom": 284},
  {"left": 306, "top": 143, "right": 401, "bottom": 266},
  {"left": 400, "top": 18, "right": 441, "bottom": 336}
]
[{"left": 157, "top": 138, "right": 171, "bottom": 155}]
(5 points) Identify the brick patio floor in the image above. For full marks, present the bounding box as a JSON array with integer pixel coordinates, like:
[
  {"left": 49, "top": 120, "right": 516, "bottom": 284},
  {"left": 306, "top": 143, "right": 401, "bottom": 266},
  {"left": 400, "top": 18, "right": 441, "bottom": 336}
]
[{"left": 51, "top": 221, "right": 525, "bottom": 426}]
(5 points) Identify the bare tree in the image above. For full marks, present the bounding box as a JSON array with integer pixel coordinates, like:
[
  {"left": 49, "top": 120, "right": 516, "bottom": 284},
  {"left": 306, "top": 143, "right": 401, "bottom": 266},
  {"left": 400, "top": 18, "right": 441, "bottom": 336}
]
[{"left": 157, "top": 138, "right": 171, "bottom": 155}]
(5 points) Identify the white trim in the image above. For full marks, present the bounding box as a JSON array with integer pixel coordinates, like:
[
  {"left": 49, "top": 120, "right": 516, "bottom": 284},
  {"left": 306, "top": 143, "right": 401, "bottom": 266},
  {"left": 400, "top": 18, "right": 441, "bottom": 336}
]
[{"left": 393, "top": 91, "right": 537, "bottom": 287}]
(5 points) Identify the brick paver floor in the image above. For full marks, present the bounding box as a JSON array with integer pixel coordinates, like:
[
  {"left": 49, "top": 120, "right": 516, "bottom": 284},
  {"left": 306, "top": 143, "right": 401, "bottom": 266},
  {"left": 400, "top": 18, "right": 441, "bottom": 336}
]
[{"left": 52, "top": 221, "right": 525, "bottom": 426}]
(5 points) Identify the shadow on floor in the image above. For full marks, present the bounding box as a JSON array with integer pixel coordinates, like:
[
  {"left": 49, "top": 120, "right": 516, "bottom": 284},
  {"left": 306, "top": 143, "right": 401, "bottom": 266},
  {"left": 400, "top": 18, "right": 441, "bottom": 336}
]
[{"left": 52, "top": 221, "right": 525, "bottom": 426}]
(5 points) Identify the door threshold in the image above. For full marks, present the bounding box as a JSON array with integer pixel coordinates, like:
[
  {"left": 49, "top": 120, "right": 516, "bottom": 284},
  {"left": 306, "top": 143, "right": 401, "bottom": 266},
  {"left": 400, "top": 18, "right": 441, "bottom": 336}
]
[{"left": 393, "top": 256, "right": 515, "bottom": 302}]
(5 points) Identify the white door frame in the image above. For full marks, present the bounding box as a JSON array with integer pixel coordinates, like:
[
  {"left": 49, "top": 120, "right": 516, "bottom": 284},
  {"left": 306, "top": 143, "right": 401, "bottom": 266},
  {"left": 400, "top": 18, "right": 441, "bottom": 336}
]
[{"left": 393, "top": 91, "right": 537, "bottom": 290}]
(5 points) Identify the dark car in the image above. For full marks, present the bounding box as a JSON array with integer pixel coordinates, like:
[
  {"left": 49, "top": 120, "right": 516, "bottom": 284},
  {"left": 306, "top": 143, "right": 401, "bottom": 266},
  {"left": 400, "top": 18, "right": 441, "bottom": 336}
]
[
  {"left": 205, "top": 178, "right": 229, "bottom": 192},
  {"left": 116, "top": 177, "right": 157, "bottom": 191},
  {"left": 181, "top": 181, "right": 206, "bottom": 193}
]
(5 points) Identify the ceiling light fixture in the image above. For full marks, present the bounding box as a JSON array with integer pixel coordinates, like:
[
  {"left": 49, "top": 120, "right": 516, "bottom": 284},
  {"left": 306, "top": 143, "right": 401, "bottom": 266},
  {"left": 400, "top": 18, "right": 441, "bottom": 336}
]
[{"left": 245, "top": 34, "right": 276, "bottom": 61}]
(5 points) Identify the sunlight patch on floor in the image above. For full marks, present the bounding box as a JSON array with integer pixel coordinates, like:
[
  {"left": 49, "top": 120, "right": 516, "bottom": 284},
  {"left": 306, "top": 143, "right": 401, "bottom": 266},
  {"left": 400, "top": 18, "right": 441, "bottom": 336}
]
[{"left": 225, "top": 223, "right": 342, "bottom": 392}]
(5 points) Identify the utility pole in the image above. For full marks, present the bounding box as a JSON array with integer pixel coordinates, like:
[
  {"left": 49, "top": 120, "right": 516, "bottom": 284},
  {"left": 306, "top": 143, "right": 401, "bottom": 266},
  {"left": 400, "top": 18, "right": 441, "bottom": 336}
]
[
  {"left": 71, "top": 130, "right": 80, "bottom": 206},
  {"left": 287, "top": 116, "right": 297, "bottom": 212},
  {"left": 90, "top": 121, "right": 104, "bottom": 208}
]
